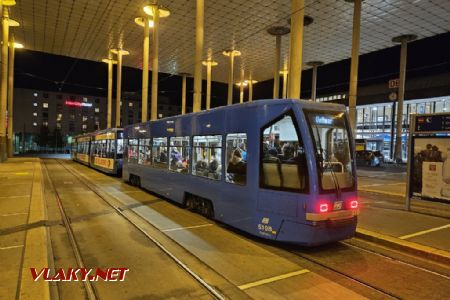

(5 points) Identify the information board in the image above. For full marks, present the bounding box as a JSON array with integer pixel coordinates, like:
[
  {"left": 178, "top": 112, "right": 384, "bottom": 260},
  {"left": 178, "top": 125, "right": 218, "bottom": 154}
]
[
  {"left": 406, "top": 113, "right": 450, "bottom": 209},
  {"left": 415, "top": 114, "right": 450, "bottom": 132}
]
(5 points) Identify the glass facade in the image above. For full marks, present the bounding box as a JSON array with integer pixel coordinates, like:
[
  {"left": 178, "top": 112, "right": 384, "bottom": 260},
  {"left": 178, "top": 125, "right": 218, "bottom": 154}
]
[{"left": 355, "top": 96, "right": 450, "bottom": 161}]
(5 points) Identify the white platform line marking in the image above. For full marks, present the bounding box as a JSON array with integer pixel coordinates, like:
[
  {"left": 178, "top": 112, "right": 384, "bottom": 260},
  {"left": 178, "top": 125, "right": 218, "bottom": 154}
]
[
  {"left": 399, "top": 224, "right": 450, "bottom": 240},
  {"left": 0, "top": 195, "right": 30, "bottom": 199},
  {"left": 238, "top": 269, "right": 310, "bottom": 290},
  {"left": 0, "top": 245, "right": 24, "bottom": 250},
  {"left": 162, "top": 224, "right": 213, "bottom": 232},
  {"left": 1, "top": 212, "right": 28, "bottom": 217}
]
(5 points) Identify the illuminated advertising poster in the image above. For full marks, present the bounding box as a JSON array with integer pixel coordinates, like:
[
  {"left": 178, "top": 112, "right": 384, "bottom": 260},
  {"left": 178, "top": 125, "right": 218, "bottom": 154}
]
[
  {"left": 411, "top": 137, "right": 450, "bottom": 202},
  {"left": 77, "top": 153, "right": 89, "bottom": 163},
  {"left": 94, "top": 157, "right": 115, "bottom": 170}
]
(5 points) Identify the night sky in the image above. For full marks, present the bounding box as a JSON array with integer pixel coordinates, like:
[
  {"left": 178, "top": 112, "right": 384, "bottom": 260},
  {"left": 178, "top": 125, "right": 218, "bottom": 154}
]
[{"left": 13, "top": 31, "right": 450, "bottom": 109}]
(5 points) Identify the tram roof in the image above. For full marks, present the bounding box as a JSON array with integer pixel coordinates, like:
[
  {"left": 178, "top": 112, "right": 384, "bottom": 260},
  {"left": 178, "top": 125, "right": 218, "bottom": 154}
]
[{"left": 10, "top": 0, "right": 449, "bottom": 83}]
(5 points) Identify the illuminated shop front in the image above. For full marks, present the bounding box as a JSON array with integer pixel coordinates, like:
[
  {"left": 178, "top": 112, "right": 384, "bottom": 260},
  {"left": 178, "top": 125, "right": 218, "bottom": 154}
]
[{"left": 355, "top": 96, "right": 450, "bottom": 161}]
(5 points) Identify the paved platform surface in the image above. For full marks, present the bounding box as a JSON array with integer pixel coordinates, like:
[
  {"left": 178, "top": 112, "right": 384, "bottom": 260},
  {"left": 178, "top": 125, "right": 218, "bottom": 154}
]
[
  {"left": 1, "top": 158, "right": 449, "bottom": 299},
  {"left": 0, "top": 158, "right": 50, "bottom": 299}
]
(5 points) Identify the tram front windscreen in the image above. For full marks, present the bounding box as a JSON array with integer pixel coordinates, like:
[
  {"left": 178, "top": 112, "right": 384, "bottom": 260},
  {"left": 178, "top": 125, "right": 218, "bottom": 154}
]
[{"left": 306, "top": 111, "right": 355, "bottom": 192}]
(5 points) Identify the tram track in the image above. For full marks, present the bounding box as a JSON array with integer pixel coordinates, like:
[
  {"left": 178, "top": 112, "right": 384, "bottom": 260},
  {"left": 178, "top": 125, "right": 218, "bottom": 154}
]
[
  {"left": 52, "top": 159, "right": 450, "bottom": 299},
  {"left": 44, "top": 159, "right": 226, "bottom": 300}
]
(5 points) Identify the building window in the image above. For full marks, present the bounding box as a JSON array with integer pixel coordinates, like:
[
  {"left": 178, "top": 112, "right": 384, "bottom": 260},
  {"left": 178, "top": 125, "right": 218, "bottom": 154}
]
[
  {"left": 82, "top": 116, "right": 88, "bottom": 122},
  {"left": 43, "top": 103, "right": 49, "bottom": 108},
  {"left": 95, "top": 107, "right": 99, "bottom": 113},
  {"left": 226, "top": 133, "right": 247, "bottom": 185},
  {"left": 33, "top": 102, "right": 38, "bottom": 107},
  {"left": 57, "top": 113, "right": 62, "bottom": 121},
  {"left": 43, "top": 121, "right": 48, "bottom": 127},
  {"left": 43, "top": 93, "right": 49, "bottom": 98},
  {"left": 192, "top": 135, "right": 222, "bottom": 180},
  {"left": 129, "top": 102, "right": 133, "bottom": 107},
  {"left": 42, "top": 112, "right": 48, "bottom": 118},
  {"left": 33, "top": 122, "right": 37, "bottom": 127},
  {"left": 56, "top": 123, "right": 61, "bottom": 129},
  {"left": 33, "top": 112, "right": 37, "bottom": 117},
  {"left": 169, "top": 137, "right": 190, "bottom": 173},
  {"left": 33, "top": 92, "right": 38, "bottom": 97},
  {"left": 158, "top": 113, "right": 163, "bottom": 118},
  {"left": 83, "top": 97, "right": 88, "bottom": 102},
  {"left": 82, "top": 124, "right": 87, "bottom": 130}
]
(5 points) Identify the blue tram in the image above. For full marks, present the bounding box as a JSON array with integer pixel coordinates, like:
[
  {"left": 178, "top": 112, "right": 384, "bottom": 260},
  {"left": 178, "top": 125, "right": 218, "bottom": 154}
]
[
  {"left": 123, "top": 99, "right": 358, "bottom": 245},
  {"left": 72, "top": 128, "right": 124, "bottom": 175}
]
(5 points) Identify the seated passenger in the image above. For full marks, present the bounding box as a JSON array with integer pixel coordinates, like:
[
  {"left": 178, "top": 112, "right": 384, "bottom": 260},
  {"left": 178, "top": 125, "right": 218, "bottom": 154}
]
[
  {"left": 263, "top": 144, "right": 280, "bottom": 163},
  {"left": 227, "top": 149, "right": 246, "bottom": 174},
  {"left": 160, "top": 150, "right": 167, "bottom": 162}
]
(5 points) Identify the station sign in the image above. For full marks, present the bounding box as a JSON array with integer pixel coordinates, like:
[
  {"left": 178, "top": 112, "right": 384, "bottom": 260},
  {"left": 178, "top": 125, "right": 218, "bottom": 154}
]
[{"left": 388, "top": 78, "right": 399, "bottom": 89}]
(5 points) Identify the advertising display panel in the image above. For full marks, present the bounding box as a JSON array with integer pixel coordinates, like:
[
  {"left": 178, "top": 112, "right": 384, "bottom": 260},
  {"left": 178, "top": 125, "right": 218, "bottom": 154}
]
[{"left": 406, "top": 113, "right": 450, "bottom": 208}]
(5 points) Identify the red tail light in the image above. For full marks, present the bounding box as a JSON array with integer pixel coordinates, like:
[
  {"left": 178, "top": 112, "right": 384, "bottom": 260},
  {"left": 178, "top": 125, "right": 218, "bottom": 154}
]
[
  {"left": 319, "top": 203, "right": 329, "bottom": 213},
  {"left": 350, "top": 200, "right": 358, "bottom": 209}
]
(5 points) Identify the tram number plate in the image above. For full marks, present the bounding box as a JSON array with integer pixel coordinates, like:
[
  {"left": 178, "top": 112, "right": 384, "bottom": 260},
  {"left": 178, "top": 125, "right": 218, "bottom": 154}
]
[{"left": 333, "top": 201, "right": 343, "bottom": 210}]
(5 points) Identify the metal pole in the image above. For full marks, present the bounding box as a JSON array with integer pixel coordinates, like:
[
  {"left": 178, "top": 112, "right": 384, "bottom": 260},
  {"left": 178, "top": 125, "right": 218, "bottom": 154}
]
[
  {"left": 7, "top": 35, "right": 15, "bottom": 157},
  {"left": 104, "top": 57, "right": 115, "bottom": 129},
  {"left": 239, "top": 68, "right": 244, "bottom": 103},
  {"left": 249, "top": 77, "right": 253, "bottom": 102},
  {"left": 287, "top": 0, "right": 305, "bottom": 99},
  {"left": 307, "top": 61, "right": 323, "bottom": 102},
  {"left": 151, "top": 7, "right": 160, "bottom": 120},
  {"left": 193, "top": 0, "right": 204, "bottom": 113},
  {"left": 115, "top": 51, "right": 123, "bottom": 127},
  {"left": 206, "top": 62, "right": 211, "bottom": 110},
  {"left": 281, "top": 70, "right": 288, "bottom": 99},
  {"left": 228, "top": 53, "right": 234, "bottom": 105},
  {"left": 405, "top": 114, "right": 415, "bottom": 211},
  {"left": 223, "top": 50, "right": 240, "bottom": 106},
  {"left": 181, "top": 74, "right": 187, "bottom": 114},
  {"left": 0, "top": 8, "right": 10, "bottom": 162},
  {"left": 393, "top": 34, "right": 416, "bottom": 162},
  {"left": 348, "top": 0, "right": 362, "bottom": 132},
  {"left": 274, "top": 36, "right": 281, "bottom": 98},
  {"left": 142, "top": 17, "right": 150, "bottom": 122}
]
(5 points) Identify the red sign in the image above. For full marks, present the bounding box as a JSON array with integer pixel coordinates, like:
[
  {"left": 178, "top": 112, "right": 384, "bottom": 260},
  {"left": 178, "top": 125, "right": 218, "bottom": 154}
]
[
  {"left": 65, "top": 100, "right": 92, "bottom": 107},
  {"left": 389, "top": 79, "right": 399, "bottom": 89}
]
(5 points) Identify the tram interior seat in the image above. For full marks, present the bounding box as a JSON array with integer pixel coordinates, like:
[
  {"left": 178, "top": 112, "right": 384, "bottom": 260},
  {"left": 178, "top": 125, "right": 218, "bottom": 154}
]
[
  {"left": 281, "top": 164, "right": 301, "bottom": 189},
  {"left": 263, "top": 163, "right": 281, "bottom": 187}
]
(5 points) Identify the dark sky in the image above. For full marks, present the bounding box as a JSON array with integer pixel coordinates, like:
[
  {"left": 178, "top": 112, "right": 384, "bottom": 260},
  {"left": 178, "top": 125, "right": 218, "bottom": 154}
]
[{"left": 14, "top": 31, "right": 450, "bottom": 108}]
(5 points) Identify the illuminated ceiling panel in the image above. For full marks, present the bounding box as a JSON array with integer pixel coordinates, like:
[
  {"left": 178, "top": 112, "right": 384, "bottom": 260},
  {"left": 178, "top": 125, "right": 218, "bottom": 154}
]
[{"left": 10, "top": 0, "right": 450, "bottom": 83}]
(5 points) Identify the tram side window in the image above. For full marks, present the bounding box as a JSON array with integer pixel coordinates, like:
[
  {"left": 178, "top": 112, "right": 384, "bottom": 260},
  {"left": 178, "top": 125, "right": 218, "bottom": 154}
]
[
  {"left": 169, "top": 137, "right": 190, "bottom": 173},
  {"left": 226, "top": 133, "right": 247, "bottom": 185},
  {"left": 138, "top": 138, "right": 152, "bottom": 165},
  {"left": 260, "top": 113, "right": 308, "bottom": 192},
  {"left": 192, "top": 135, "right": 222, "bottom": 180},
  {"left": 117, "top": 139, "right": 124, "bottom": 159},
  {"left": 128, "top": 139, "right": 139, "bottom": 164},
  {"left": 107, "top": 140, "right": 116, "bottom": 159},
  {"left": 152, "top": 137, "right": 168, "bottom": 168}
]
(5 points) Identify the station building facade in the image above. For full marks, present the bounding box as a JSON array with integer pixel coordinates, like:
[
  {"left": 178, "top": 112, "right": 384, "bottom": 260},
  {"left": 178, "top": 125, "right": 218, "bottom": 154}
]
[{"left": 12, "top": 88, "right": 184, "bottom": 153}]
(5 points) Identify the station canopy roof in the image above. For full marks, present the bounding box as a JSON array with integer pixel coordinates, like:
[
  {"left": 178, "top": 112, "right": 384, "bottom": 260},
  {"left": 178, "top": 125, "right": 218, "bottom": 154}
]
[{"left": 10, "top": 0, "right": 450, "bottom": 83}]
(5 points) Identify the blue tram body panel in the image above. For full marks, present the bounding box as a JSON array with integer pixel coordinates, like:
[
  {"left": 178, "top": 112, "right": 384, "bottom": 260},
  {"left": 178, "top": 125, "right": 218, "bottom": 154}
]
[{"left": 123, "top": 99, "right": 358, "bottom": 246}]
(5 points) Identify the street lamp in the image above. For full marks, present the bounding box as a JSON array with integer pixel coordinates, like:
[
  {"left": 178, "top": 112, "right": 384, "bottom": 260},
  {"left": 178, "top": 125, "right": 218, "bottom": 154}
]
[
  {"left": 223, "top": 50, "right": 241, "bottom": 105},
  {"left": 143, "top": 4, "right": 170, "bottom": 120},
  {"left": 202, "top": 59, "right": 218, "bottom": 110},
  {"left": 101, "top": 57, "right": 117, "bottom": 129},
  {"left": 110, "top": 48, "right": 129, "bottom": 128},
  {"left": 135, "top": 16, "right": 154, "bottom": 123}
]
